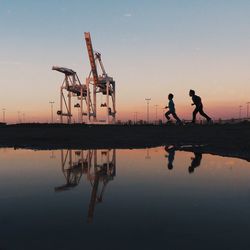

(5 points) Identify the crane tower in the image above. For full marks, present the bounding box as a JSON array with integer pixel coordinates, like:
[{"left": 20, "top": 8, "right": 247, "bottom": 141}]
[
  {"left": 52, "top": 32, "right": 116, "bottom": 124},
  {"left": 84, "top": 32, "right": 116, "bottom": 124},
  {"left": 52, "top": 66, "right": 87, "bottom": 124}
]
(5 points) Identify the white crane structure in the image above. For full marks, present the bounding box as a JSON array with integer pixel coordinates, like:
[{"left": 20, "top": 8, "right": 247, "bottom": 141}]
[
  {"left": 52, "top": 32, "right": 116, "bottom": 124},
  {"left": 52, "top": 66, "right": 87, "bottom": 124},
  {"left": 85, "top": 32, "right": 116, "bottom": 124}
]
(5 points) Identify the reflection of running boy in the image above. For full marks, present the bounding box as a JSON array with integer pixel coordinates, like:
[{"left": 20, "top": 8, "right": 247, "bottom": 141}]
[
  {"left": 164, "top": 145, "right": 181, "bottom": 170},
  {"left": 165, "top": 146, "right": 175, "bottom": 170},
  {"left": 165, "top": 94, "right": 182, "bottom": 124},
  {"left": 188, "top": 152, "right": 202, "bottom": 173}
]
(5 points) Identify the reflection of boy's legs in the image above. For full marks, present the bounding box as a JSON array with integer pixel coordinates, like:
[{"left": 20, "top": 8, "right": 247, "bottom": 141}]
[
  {"left": 168, "top": 150, "right": 175, "bottom": 170},
  {"left": 168, "top": 162, "right": 173, "bottom": 170},
  {"left": 165, "top": 146, "right": 175, "bottom": 170}
]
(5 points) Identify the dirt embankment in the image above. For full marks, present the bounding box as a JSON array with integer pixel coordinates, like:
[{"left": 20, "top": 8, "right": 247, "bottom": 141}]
[{"left": 0, "top": 123, "right": 249, "bottom": 161}]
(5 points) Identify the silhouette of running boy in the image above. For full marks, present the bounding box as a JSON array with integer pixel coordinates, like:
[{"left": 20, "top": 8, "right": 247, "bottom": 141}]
[
  {"left": 165, "top": 93, "right": 182, "bottom": 124},
  {"left": 189, "top": 90, "right": 212, "bottom": 123}
]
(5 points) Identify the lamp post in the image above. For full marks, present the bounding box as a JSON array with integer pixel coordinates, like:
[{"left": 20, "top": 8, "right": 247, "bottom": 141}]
[
  {"left": 145, "top": 148, "right": 151, "bottom": 160},
  {"left": 247, "top": 102, "right": 250, "bottom": 119},
  {"left": 134, "top": 112, "right": 139, "bottom": 124},
  {"left": 2, "top": 108, "right": 5, "bottom": 123},
  {"left": 17, "top": 111, "right": 21, "bottom": 123},
  {"left": 145, "top": 98, "right": 151, "bottom": 124},
  {"left": 154, "top": 105, "right": 158, "bottom": 124},
  {"left": 162, "top": 108, "right": 165, "bottom": 123},
  {"left": 239, "top": 105, "right": 242, "bottom": 120},
  {"left": 49, "top": 101, "right": 55, "bottom": 123}
]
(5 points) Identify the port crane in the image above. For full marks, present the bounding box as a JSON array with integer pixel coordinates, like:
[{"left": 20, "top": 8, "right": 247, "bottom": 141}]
[
  {"left": 85, "top": 32, "right": 116, "bottom": 124},
  {"left": 52, "top": 32, "right": 116, "bottom": 124},
  {"left": 52, "top": 66, "right": 87, "bottom": 124}
]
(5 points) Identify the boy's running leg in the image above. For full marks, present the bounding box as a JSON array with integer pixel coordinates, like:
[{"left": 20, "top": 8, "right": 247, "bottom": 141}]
[
  {"left": 165, "top": 111, "right": 171, "bottom": 120},
  {"left": 198, "top": 108, "right": 211, "bottom": 121},
  {"left": 192, "top": 108, "right": 199, "bottom": 123},
  {"left": 172, "top": 112, "right": 182, "bottom": 124}
]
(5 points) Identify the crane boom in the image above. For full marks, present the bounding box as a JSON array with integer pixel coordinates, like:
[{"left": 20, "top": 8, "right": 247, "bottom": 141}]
[{"left": 84, "top": 32, "right": 99, "bottom": 86}]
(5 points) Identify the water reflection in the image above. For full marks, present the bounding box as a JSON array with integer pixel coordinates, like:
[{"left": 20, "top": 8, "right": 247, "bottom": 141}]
[
  {"left": 55, "top": 149, "right": 116, "bottom": 223},
  {"left": 165, "top": 145, "right": 203, "bottom": 173},
  {"left": 1, "top": 147, "right": 250, "bottom": 250},
  {"left": 188, "top": 152, "right": 202, "bottom": 174},
  {"left": 165, "top": 145, "right": 178, "bottom": 170}
]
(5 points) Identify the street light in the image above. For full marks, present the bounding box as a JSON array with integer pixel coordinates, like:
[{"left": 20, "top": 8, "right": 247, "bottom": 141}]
[
  {"left": 145, "top": 148, "right": 151, "bottom": 160},
  {"left": 133, "top": 112, "right": 139, "bottom": 124},
  {"left": 49, "top": 101, "right": 55, "bottom": 123},
  {"left": 17, "top": 111, "right": 21, "bottom": 123},
  {"left": 239, "top": 105, "right": 242, "bottom": 119},
  {"left": 162, "top": 108, "right": 165, "bottom": 123},
  {"left": 145, "top": 98, "right": 151, "bottom": 124},
  {"left": 154, "top": 105, "right": 158, "bottom": 124},
  {"left": 247, "top": 102, "right": 250, "bottom": 119},
  {"left": 2, "top": 108, "right": 5, "bottom": 123}
]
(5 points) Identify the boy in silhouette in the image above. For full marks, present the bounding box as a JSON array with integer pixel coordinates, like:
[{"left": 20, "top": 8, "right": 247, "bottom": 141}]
[
  {"left": 165, "top": 93, "right": 182, "bottom": 124},
  {"left": 189, "top": 89, "right": 212, "bottom": 124}
]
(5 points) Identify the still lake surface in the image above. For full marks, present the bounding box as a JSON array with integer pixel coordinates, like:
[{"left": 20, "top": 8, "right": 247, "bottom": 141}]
[{"left": 0, "top": 147, "right": 250, "bottom": 250}]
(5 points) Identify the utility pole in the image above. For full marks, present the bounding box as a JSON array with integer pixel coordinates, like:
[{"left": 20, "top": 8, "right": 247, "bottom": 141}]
[
  {"left": 49, "top": 101, "right": 55, "bottom": 123},
  {"left": 145, "top": 98, "right": 151, "bottom": 124},
  {"left": 133, "top": 112, "right": 136, "bottom": 124},
  {"left": 17, "top": 111, "right": 21, "bottom": 123},
  {"left": 2, "top": 108, "right": 5, "bottom": 123},
  {"left": 145, "top": 148, "right": 151, "bottom": 160},
  {"left": 239, "top": 105, "right": 242, "bottom": 120},
  {"left": 154, "top": 105, "right": 158, "bottom": 124},
  {"left": 134, "top": 112, "right": 139, "bottom": 124},
  {"left": 162, "top": 108, "right": 165, "bottom": 123},
  {"left": 247, "top": 102, "right": 250, "bottom": 119}
]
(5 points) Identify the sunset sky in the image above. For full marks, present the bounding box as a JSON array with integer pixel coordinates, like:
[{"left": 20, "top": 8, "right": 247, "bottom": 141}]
[{"left": 0, "top": 0, "right": 250, "bottom": 123}]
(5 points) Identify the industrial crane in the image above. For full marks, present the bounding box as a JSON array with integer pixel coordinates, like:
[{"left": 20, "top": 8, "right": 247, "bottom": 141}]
[
  {"left": 52, "top": 66, "right": 87, "bottom": 124},
  {"left": 52, "top": 32, "right": 116, "bottom": 124},
  {"left": 84, "top": 32, "right": 116, "bottom": 124}
]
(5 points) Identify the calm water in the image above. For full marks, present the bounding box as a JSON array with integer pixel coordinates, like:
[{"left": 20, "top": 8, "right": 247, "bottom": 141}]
[{"left": 0, "top": 147, "right": 250, "bottom": 250}]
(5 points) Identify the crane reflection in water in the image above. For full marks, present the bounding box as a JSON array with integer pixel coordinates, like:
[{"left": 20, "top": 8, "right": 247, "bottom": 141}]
[{"left": 54, "top": 149, "right": 116, "bottom": 223}]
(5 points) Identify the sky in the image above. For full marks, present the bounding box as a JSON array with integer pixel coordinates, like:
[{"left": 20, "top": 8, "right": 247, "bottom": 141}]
[{"left": 0, "top": 0, "right": 250, "bottom": 123}]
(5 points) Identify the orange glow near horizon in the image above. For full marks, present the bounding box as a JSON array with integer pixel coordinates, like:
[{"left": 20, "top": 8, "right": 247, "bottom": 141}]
[
  {"left": 2, "top": 103, "right": 247, "bottom": 124},
  {"left": 1, "top": 2, "right": 250, "bottom": 124}
]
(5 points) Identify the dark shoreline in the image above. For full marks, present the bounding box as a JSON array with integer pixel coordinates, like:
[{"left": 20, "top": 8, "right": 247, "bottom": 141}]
[{"left": 0, "top": 123, "right": 249, "bottom": 161}]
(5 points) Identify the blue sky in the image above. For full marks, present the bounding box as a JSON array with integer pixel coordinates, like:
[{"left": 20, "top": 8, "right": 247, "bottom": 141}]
[{"left": 0, "top": 0, "right": 250, "bottom": 121}]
